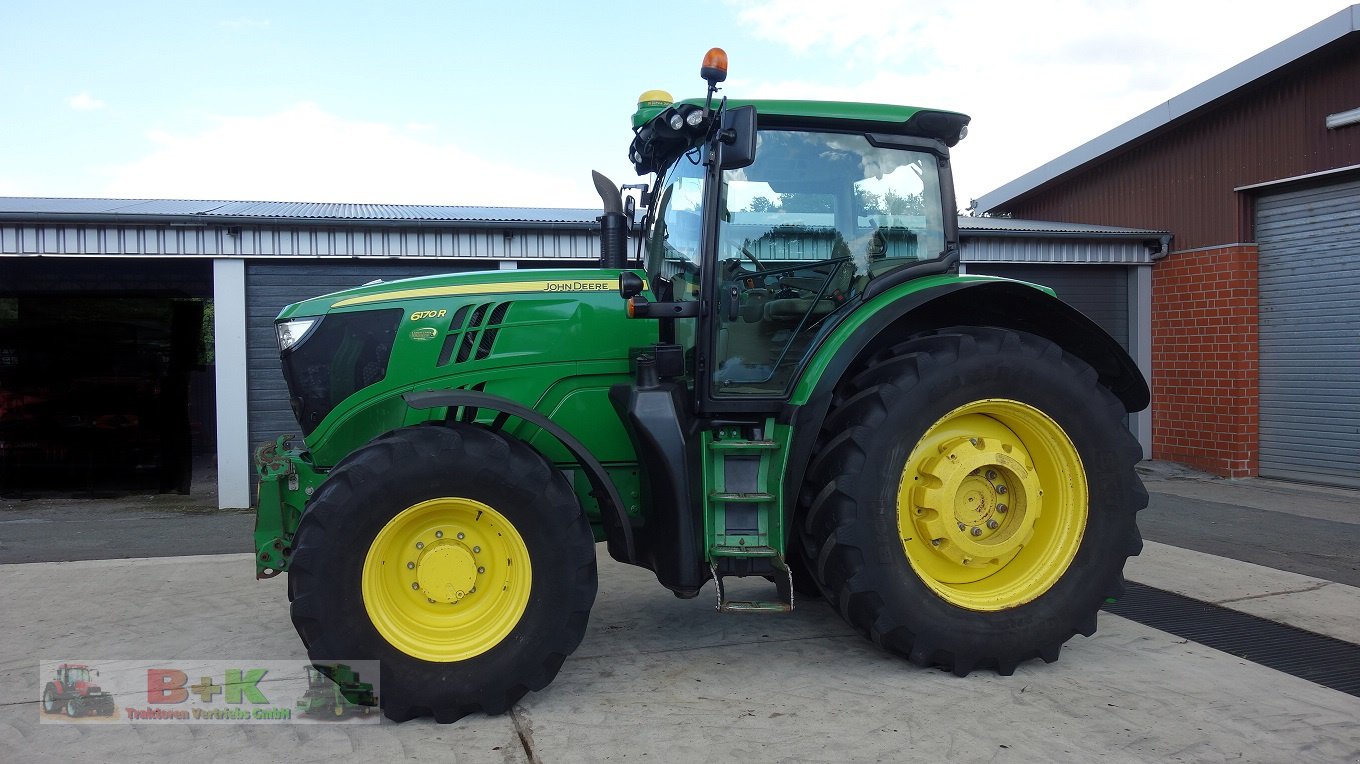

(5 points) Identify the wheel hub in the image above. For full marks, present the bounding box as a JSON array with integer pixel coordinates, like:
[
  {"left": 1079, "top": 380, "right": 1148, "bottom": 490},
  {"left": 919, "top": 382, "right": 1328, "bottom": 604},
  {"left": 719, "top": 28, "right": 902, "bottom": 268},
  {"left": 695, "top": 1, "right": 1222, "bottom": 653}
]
[
  {"left": 910, "top": 434, "right": 1042, "bottom": 572},
  {"left": 416, "top": 543, "right": 479, "bottom": 604}
]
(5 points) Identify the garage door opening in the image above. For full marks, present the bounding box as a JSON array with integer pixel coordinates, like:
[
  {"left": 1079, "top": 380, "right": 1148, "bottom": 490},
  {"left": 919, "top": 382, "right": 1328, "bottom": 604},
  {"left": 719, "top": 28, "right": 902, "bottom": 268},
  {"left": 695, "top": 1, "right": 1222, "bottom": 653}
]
[{"left": 0, "top": 259, "right": 215, "bottom": 498}]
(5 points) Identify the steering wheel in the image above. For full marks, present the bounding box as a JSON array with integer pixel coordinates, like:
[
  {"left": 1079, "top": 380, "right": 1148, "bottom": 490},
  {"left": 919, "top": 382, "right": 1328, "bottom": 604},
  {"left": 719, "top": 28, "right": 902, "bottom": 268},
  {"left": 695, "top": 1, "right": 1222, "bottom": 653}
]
[{"left": 731, "top": 243, "right": 764, "bottom": 272}]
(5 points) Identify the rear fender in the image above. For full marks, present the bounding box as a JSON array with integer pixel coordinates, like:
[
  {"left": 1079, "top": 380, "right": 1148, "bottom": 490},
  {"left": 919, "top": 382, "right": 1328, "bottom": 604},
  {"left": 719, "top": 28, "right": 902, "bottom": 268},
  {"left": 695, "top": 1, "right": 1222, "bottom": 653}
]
[{"left": 782, "top": 277, "right": 1149, "bottom": 514}]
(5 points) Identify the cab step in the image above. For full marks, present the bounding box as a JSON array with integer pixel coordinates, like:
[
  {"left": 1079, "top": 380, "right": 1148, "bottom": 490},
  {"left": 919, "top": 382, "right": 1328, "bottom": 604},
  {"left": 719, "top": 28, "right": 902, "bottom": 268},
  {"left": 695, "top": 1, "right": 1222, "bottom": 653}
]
[
  {"left": 708, "top": 492, "right": 775, "bottom": 503},
  {"left": 710, "top": 561, "right": 794, "bottom": 614},
  {"left": 711, "top": 544, "right": 778, "bottom": 557},
  {"left": 708, "top": 439, "right": 779, "bottom": 451}
]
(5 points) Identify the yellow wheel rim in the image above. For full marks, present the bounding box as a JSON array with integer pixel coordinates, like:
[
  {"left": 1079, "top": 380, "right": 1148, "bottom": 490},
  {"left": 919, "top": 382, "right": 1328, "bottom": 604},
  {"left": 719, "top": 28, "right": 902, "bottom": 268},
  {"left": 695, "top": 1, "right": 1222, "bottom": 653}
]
[
  {"left": 362, "top": 497, "right": 531, "bottom": 662},
  {"left": 896, "top": 399, "right": 1087, "bottom": 611}
]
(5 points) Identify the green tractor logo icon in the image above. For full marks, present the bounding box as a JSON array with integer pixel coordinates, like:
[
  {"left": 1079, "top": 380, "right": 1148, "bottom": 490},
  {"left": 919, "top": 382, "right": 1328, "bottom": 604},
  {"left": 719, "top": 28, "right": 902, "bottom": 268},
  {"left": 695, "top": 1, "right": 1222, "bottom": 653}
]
[{"left": 296, "top": 664, "right": 378, "bottom": 719}]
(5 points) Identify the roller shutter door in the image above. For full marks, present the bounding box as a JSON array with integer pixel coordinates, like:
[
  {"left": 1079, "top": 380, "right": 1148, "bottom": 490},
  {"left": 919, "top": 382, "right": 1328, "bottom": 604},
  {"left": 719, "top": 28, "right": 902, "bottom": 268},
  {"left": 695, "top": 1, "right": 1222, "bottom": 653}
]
[
  {"left": 964, "top": 264, "right": 1130, "bottom": 351},
  {"left": 246, "top": 261, "right": 479, "bottom": 452},
  {"left": 1257, "top": 178, "right": 1360, "bottom": 488}
]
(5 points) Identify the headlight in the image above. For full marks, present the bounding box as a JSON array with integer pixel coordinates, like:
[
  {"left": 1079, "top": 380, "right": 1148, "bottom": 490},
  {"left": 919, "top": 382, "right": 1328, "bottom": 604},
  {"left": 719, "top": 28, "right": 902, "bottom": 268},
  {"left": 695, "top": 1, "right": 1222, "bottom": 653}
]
[{"left": 276, "top": 318, "right": 318, "bottom": 353}]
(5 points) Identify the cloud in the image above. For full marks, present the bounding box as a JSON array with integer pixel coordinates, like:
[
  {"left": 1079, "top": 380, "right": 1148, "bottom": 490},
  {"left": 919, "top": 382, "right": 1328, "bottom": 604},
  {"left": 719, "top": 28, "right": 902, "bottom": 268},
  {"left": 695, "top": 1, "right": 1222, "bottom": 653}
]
[
  {"left": 731, "top": 0, "right": 1345, "bottom": 203},
  {"left": 101, "top": 103, "right": 593, "bottom": 207},
  {"left": 68, "top": 93, "right": 106, "bottom": 111}
]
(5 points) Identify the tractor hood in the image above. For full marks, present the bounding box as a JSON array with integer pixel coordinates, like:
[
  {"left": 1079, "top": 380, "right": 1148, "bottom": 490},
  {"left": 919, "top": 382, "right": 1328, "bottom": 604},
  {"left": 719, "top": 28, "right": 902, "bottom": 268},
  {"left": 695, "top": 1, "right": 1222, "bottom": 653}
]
[
  {"left": 272, "top": 267, "right": 656, "bottom": 467},
  {"left": 276, "top": 268, "right": 632, "bottom": 321}
]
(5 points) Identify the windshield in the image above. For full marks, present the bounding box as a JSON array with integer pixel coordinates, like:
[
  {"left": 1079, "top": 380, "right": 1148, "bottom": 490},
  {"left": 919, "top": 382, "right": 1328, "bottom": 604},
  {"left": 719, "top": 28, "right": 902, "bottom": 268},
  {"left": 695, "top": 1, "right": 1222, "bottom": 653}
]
[
  {"left": 644, "top": 152, "right": 707, "bottom": 293},
  {"left": 723, "top": 131, "right": 945, "bottom": 280}
]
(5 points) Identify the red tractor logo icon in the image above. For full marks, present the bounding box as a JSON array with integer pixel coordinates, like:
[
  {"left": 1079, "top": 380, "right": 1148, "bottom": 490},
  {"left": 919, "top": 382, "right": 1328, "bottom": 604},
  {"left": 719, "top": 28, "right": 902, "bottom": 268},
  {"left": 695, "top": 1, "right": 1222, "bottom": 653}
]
[{"left": 42, "top": 664, "right": 116, "bottom": 717}]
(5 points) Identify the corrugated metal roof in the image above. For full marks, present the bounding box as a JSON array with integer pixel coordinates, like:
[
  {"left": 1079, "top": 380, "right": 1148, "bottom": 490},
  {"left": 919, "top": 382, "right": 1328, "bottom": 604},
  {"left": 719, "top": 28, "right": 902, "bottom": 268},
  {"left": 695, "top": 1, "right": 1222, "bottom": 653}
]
[
  {"left": 0, "top": 196, "right": 1165, "bottom": 235},
  {"left": 0, "top": 196, "right": 601, "bottom": 227},
  {"left": 974, "top": 5, "right": 1360, "bottom": 212},
  {"left": 203, "top": 201, "right": 600, "bottom": 223},
  {"left": 958, "top": 216, "right": 1166, "bottom": 237}
]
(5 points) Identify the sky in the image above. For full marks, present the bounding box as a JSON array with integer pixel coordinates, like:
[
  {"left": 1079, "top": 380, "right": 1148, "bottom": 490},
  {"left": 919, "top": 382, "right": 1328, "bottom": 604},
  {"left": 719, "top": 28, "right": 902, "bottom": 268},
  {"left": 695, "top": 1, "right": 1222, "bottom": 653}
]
[{"left": 0, "top": 1, "right": 1350, "bottom": 212}]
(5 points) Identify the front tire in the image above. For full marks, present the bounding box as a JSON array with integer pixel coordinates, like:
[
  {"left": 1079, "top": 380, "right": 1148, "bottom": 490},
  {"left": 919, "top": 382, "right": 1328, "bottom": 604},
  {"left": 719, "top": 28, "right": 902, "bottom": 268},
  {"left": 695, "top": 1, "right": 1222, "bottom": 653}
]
[
  {"left": 288, "top": 423, "right": 598, "bottom": 723},
  {"left": 799, "top": 327, "right": 1145, "bottom": 675}
]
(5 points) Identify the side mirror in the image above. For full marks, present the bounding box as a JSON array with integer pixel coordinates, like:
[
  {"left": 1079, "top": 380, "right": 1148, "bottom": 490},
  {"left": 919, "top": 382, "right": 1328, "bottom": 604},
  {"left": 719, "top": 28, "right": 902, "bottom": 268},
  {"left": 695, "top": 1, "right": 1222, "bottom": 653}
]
[{"left": 718, "top": 106, "right": 757, "bottom": 170}]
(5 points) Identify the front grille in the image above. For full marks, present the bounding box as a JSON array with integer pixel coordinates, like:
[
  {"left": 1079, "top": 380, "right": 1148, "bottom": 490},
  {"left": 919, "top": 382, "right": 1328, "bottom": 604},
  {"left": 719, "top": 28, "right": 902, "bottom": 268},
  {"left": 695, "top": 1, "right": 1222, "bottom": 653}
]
[{"left": 281, "top": 309, "right": 402, "bottom": 436}]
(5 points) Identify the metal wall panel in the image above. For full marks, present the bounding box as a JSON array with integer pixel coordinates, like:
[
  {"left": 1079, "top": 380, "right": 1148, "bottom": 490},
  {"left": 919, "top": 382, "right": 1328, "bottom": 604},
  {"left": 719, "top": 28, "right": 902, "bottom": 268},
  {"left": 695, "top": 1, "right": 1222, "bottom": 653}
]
[
  {"left": 964, "top": 264, "right": 1130, "bottom": 351},
  {"left": 961, "top": 236, "right": 1151, "bottom": 264},
  {"left": 1257, "top": 177, "right": 1360, "bottom": 487},
  {"left": 0, "top": 223, "right": 602, "bottom": 261},
  {"left": 245, "top": 261, "right": 481, "bottom": 456}
]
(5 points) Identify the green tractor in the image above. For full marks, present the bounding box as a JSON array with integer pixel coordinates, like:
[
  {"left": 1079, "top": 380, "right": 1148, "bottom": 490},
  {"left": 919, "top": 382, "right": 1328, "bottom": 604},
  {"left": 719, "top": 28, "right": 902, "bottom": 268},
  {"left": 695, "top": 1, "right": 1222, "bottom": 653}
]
[
  {"left": 296, "top": 664, "right": 378, "bottom": 719},
  {"left": 254, "top": 49, "right": 1147, "bottom": 723}
]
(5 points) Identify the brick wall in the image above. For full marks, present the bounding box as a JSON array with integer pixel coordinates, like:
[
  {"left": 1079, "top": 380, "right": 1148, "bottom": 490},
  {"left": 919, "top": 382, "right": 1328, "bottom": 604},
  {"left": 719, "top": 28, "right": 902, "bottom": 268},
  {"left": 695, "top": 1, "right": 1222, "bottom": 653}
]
[{"left": 1151, "top": 244, "right": 1259, "bottom": 477}]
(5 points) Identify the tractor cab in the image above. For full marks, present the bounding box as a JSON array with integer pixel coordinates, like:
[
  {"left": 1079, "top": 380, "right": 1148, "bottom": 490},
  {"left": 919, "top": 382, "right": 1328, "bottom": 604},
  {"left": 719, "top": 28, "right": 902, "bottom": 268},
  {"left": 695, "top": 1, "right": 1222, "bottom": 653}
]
[
  {"left": 56, "top": 664, "right": 93, "bottom": 686},
  {"left": 639, "top": 112, "right": 956, "bottom": 399},
  {"left": 617, "top": 52, "right": 967, "bottom": 413},
  {"left": 603, "top": 50, "right": 972, "bottom": 606}
]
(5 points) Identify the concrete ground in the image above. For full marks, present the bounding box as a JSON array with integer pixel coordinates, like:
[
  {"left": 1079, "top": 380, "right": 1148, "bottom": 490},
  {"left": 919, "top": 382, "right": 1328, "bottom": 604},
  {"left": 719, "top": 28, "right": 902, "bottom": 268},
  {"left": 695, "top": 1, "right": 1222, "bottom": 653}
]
[{"left": 1, "top": 464, "right": 1358, "bottom": 762}]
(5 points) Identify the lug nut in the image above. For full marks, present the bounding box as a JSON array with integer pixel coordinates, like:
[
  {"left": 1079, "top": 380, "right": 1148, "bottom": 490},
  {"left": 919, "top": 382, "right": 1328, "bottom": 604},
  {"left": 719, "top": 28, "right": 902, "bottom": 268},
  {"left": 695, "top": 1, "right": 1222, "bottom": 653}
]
[
  {"left": 931, "top": 539, "right": 942, "bottom": 546},
  {"left": 997, "top": 503, "right": 1008, "bottom": 514},
  {"left": 971, "top": 527, "right": 982, "bottom": 537},
  {"left": 435, "top": 531, "right": 443, "bottom": 538},
  {"left": 427, "top": 598, "right": 435, "bottom": 603},
  {"left": 416, "top": 541, "right": 424, "bottom": 549},
  {"left": 411, "top": 582, "right": 420, "bottom": 590},
  {"left": 996, "top": 485, "right": 1007, "bottom": 495},
  {"left": 477, "top": 567, "right": 485, "bottom": 574},
  {"left": 406, "top": 562, "right": 415, "bottom": 570},
  {"left": 457, "top": 532, "right": 465, "bottom": 540},
  {"left": 987, "top": 519, "right": 999, "bottom": 529},
  {"left": 986, "top": 470, "right": 997, "bottom": 480},
  {"left": 957, "top": 522, "right": 966, "bottom": 531},
  {"left": 469, "top": 587, "right": 476, "bottom": 594},
  {"left": 969, "top": 438, "right": 979, "bottom": 446},
  {"left": 472, "top": 546, "right": 481, "bottom": 554}
]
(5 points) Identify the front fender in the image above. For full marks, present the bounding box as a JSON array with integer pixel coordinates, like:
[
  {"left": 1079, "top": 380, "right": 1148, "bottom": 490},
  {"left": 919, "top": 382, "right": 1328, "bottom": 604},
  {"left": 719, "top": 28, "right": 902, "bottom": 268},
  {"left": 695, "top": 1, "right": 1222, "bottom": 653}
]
[{"left": 403, "top": 390, "right": 637, "bottom": 564}]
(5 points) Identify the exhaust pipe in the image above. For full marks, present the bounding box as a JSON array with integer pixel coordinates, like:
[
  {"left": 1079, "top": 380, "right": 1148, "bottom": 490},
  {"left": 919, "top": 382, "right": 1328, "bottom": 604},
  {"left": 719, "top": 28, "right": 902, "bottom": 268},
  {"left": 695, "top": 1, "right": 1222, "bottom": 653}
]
[{"left": 592, "top": 171, "right": 628, "bottom": 270}]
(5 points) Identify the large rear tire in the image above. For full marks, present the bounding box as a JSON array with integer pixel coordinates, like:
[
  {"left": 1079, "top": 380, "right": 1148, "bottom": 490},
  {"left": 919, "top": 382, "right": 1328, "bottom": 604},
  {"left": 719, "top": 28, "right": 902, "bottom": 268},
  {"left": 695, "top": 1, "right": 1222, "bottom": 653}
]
[
  {"left": 288, "top": 423, "right": 597, "bottom": 723},
  {"left": 798, "top": 327, "right": 1145, "bottom": 675}
]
